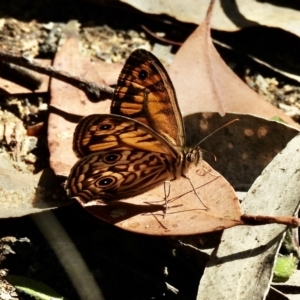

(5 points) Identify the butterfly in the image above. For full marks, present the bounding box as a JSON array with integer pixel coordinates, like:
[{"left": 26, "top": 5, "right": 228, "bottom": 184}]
[{"left": 66, "top": 49, "right": 203, "bottom": 204}]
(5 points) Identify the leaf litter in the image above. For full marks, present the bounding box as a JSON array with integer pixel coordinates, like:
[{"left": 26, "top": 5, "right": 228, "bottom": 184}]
[{"left": 0, "top": 0, "right": 298, "bottom": 298}]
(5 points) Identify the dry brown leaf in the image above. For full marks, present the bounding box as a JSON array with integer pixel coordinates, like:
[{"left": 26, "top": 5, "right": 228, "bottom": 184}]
[
  {"left": 168, "top": 5, "right": 299, "bottom": 128},
  {"left": 119, "top": 0, "right": 300, "bottom": 38}
]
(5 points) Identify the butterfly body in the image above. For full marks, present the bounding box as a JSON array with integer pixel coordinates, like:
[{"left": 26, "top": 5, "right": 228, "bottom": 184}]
[{"left": 66, "top": 49, "right": 202, "bottom": 204}]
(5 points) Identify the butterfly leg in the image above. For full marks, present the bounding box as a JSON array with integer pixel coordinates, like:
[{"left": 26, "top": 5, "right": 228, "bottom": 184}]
[
  {"left": 182, "top": 175, "right": 208, "bottom": 209},
  {"left": 163, "top": 181, "right": 172, "bottom": 217}
]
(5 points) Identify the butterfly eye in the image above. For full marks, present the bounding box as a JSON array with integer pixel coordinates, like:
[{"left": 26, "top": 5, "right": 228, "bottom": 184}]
[
  {"left": 103, "top": 153, "right": 121, "bottom": 163},
  {"left": 98, "top": 123, "right": 112, "bottom": 130},
  {"left": 138, "top": 69, "right": 148, "bottom": 80}
]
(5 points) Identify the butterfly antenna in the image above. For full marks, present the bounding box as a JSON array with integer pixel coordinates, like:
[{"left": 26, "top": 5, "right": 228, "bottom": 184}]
[
  {"left": 200, "top": 148, "right": 217, "bottom": 162},
  {"left": 195, "top": 118, "right": 239, "bottom": 148}
]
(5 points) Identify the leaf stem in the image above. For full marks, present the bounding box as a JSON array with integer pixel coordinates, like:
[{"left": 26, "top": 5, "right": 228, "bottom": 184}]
[{"left": 241, "top": 214, "right": 300, "bottom": 227}]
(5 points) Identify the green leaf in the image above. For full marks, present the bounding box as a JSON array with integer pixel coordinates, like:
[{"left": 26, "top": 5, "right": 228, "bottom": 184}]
[{"left": 6, "top": 275, "right": 65, "bottom": 300}]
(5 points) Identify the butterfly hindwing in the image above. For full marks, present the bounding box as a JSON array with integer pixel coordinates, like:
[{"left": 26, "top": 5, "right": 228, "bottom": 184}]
[{"left": 67, "top": 150, "right": 176, "bottom": 203}]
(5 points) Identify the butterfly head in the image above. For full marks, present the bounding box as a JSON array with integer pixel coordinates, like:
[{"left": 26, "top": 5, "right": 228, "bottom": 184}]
[{"left": 185, "top": 146, "right": 203, "bottom": 166}]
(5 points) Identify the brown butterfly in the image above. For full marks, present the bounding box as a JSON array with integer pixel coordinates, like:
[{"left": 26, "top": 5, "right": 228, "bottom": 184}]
[{"left": 66, "top": 49, "right": 202, "bottom": 204}]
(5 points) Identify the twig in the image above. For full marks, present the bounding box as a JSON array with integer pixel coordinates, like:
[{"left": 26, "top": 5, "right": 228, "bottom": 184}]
[
  {"left": 0, "top": 61, "right": 43, "bottom": 90},
  {"left": 141, "top": 24, "right": 183, "bottom": 46},
  {"left": 0, "top": 49, "right": 114, "bottom": 100}
]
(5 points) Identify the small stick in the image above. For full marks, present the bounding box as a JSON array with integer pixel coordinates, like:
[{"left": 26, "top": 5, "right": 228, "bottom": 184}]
[{"left": 0, "top": 49, "right": 114, "bottom": 100}]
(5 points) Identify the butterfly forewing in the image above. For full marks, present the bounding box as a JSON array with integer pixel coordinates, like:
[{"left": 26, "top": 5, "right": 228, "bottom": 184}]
[
  {"left": 111, "top": 49, "right": 185, "bottom": 148},
  {"left": 67, "top": 150, "right": 177, "bottom": 203}
]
